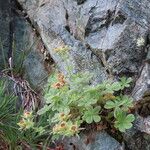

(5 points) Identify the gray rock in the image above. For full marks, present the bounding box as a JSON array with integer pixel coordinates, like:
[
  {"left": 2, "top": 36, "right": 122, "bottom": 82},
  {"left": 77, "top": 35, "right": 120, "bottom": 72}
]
[
  {"left": 135, "top": 115, "right": 150, "bottom": 134},
  {"left": 0, "top": 0, "right": 11, "bottom": 70},
  {"left": 132, "top": 63, "right": 150, "bottom": 101},
  {"left": 17, "top": 0, "right": 150, "bottom": 81},
  {"left": 13, "top": 15, "right": 50, "bottom": 89},
  {"left": 62, "top": 131, "right": 123, "bottom": 150},
  {"left": 0, "top": 0, "right": 50, "bottom": 89},
  {"left": 124, "top": 127, "right": 150, "bottom": 150},
  {"left": 23, "top": 50, "right": 49, "bottom": 89},
  {"left": 131, "top": 51, "right": 150, "bottom": 133},
  {"left": 126, "top": 61, "right": 150, "bottom": 149},
  {"left": 17, "top": 0, "right": 109, "bottom": 84},
  {"left": 84, "top": 0, "right": 149, "bottom": 75}
]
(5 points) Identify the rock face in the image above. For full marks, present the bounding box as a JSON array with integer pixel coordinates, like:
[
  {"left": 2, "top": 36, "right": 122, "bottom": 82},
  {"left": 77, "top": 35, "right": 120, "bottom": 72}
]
[
  {"left": 124, "top": 127, "right": 150, "bottom": 150},
  {"left": 0, "top": 0, "right": 51, "bottom": 89},
  {"left": 13, "top": 15, "right": 50, "bottom": 89},
  {"left": 132, "top": 63, "right": 150, "bottom": 101},
  {"left": 127, "top": 52, "right": 150, "bottom": 149},
  {"left": 17, "top": 0, "right": 150, "bottom": 81},
  {"left": 18, "top": 0, "right": 110, "bottom": 84},
  {"left": 62, "top": 131, "right": 123, "bottom": 150},
  {"left": 0, "top": 0, "right": 10, "bottom": 70}
]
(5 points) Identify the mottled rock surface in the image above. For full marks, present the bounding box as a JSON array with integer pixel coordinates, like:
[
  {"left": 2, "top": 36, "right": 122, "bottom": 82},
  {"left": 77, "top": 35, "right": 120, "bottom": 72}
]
[
  {"left": 124, "top": 127, "right": 150, "bottom": 150},
  {"left": 132, "top": 63, "right": 150, "bottom": 101},
  {"left": 13, "top": 15, "right": 50, "bottom": 88},
  {"left": 62, "top": 131, "right": 123, "bottom": 150},
  {"left": 0, "top": 0, "right": 50, "bottom": 89},
  {"left": 17, "top": 0, "right": 110, "bottom": 84},
  {"left": 17, "top": 0, "right": 150, "bottom": 81},
  {"left": 0, "top": 0, "right": 11, "bottom": 70},
  {"left": 128, "top": 51, "right": 150, "bottom": 150}
]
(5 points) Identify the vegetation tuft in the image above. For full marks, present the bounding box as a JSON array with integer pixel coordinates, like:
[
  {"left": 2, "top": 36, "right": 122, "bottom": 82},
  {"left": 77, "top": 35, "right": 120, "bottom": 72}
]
[{"left": 37, "top": 72, "right": 135, "bottom": 139}]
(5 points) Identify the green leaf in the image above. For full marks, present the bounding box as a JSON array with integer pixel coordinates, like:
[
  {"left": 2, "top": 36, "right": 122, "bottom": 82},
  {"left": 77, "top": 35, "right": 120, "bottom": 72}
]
[
  {"left": 94, "top": 106, "right": 101, "bottom": 113},
  {"left": 120, "top": 77, "right": 132, "bottom": 90},
  {"left": 37, "top": 105, "right": 51, "bottom": 115},
  {"left": 114, "top": 109, "right": 135, "bottom": 132},
  {"left": 104, "top": 81, "right": 121, "bottom": 94},
  {"left": 59, "top": 106, "right": 70, "bottom": 114},
  {"left": 93, "top": 115, "right": 101, "bottom": 122},
  {"left": 78, "top": 95, "right": 98, "bottom": 107},
  {"left": 104, "top": 101, "right": 116, "bottom": 109},
  {"left": 46, "top": 95, "right": 61, "bottom": 104},
  {"left": 82, "top": 106, "right": 101, "bottom": 124},
  {"left": 120, "top": 95, "right": 134, "bottom": 111},
  {"left": 111, "top": 82, "right": 122, "bottom": 91},
  {"left": 85, "top": 116, "right": 93, "bottom": 124},
  {"left": 105, "top": 95, "right": 134, "bottom": 112},
  {"left": 126, "top": 114, "right": 135, "bottom": 122},
  {"left": 34, "top": 126, "right": 45, "bottom": 135}
]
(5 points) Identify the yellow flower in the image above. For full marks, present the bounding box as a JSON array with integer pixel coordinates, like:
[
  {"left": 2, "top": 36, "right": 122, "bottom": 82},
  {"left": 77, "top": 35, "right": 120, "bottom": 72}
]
[
  {"left": 70, "top": 125, "right": 79, "bottom": 134},
  {"left": 23, "top": 111, "right": 32, "bottom": 119},
  {"left": 53, "top": 124, "right": 61, "bottom": 132},
  {"left": 17, "top": 119, "right": 26, "bottom": 129},
  {"left": 57, "top": 73, "right": 66, "bottom": 84},
  {"left": 60, "top": 113, "right": 65, "bottom": 118},
  {"left": 51, "top": 82, "right": 63, "bottom": 89},
  {"left": 59, "top": 113, "right": 71, "bottom": 121}
]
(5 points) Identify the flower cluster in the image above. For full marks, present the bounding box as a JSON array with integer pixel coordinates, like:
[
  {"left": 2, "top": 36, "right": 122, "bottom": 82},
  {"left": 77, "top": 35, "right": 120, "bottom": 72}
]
[
  {"left": 59, "top": 113, "right": 71, "bottom": 121},
  {"left": 53, "top": 122, "right": 79, "bottom": 136},
  {"left": 52, "top": 113, "right": 80, "bottom": 136},
  {"left": 51, "top": 73, "right": 66, "bottom": 89},
  {"left": 39, "top": 72, "right": 135, "bottom": 138},
  {"left": 17, "top": 111, "right": 34, "bottom": 130},
  {"left": 17, "top": 111, "right": 45, "bottom": 135}
]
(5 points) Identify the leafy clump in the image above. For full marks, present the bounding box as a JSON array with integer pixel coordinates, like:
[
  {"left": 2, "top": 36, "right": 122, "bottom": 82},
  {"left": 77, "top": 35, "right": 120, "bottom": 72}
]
[
  {"left": 17, "top": 111, "right": 34, "bottom": 130},
  {"left": 38, "top": 72, "right": 135, "bottom": 139},
  {"left": 0, "top": 79, "right": 51, "bottom": 149},
  {"left": 17, "top": 111, "right": 45, "bottom": 135}
]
